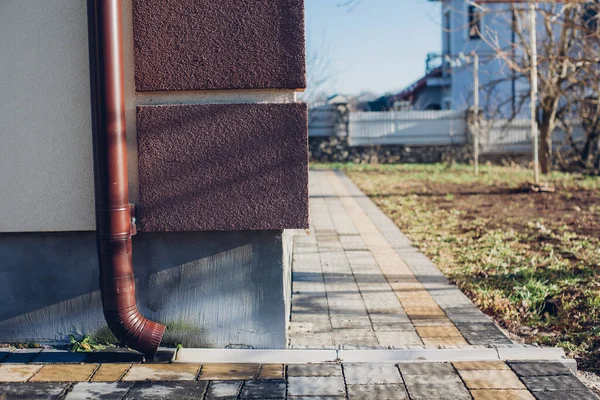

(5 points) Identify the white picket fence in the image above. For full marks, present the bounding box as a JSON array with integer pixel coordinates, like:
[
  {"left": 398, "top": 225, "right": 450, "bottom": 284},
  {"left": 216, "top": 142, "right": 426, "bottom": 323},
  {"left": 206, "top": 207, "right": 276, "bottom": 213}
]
[
  {"left": 321, "top": 108, "right": 585, "bottom": 155},
  {"left": 348, "top": 110, "right": 467, "bottom": 146},
  {"left": 480, "top": 119, "right": 586, "bottom": 154},
  {"left": 480, "top": 119, "right": 532, "bottom": 154}
]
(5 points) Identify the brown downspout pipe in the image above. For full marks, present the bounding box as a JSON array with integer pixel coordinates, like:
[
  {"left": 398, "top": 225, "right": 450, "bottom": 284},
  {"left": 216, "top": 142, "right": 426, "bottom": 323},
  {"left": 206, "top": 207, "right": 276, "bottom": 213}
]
[{"left": 88, "top": 0, "right": 165, "bottom": 356}]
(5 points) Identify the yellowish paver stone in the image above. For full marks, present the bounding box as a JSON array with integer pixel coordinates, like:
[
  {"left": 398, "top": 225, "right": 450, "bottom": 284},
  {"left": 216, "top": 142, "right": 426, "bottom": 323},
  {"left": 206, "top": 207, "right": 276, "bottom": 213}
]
[
  {"left": 123, "top": 364, "right": 200, "bottom": 381},
  {"left": 199, "top": 364, "right": 260, "bottom": 381},
  {"left": 412, "top": 318, "right": 455, "bottom": 327},
  {"left": 471, "top": 389, "right": 535, "bottom": 400},
  {"left": 90, "top": 364, "right": 132, "bottom": 382},
  {"left": 404, "top": 307, "right": 447, "bottom": 319},
  {"left": 30, "top": 364, "right": 98, "bottom": 382},
  {"left": 0, "top": 365, "right": 43, "bottom": 382},
  {"left": 416, "top": 326, "right": 463, "bottom": 338},
  {"left": 422, "top": 337, "right": 469, "bottom": 346},
  {"left": 395, "top": 291, "right": 432, "bottom": 300},
  {"left": 257, "top": 364, "right": 284, "bottom": 379},
  {"left": 389, "top": 279, "right": 422, "bottom": 286},
  {"left": 399, "top": 298, "right": 440, "bottom": 309},
  {"left": 453, "top": 361, "right": 510, "bottom": 371},
  {"left": 460, "top": 370, "right": 526, "bottom": 389}
]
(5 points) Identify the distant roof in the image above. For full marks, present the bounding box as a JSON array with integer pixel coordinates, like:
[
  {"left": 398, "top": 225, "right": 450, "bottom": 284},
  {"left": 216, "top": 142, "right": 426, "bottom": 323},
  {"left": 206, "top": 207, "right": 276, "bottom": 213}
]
[
  {"left": 327, "top": 94, "right": 349, "bottom": 104},
  {"left": 392, "top": 67, "right": 443, "bottom": 102}
]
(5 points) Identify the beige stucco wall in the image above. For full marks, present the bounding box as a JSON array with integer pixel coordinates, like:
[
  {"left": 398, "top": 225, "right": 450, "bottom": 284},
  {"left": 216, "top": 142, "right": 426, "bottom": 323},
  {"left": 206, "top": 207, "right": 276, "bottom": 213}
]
[{"left": 0, "top": 0, "right": 95, "bottom": 232}]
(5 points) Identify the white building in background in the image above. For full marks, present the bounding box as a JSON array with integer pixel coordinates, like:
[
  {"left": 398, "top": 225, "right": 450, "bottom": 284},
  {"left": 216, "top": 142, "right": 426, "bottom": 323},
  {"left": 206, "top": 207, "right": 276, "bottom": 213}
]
[
  {"left": 441, "top": 0, "right": 531, "bottom": 116},
  {"left": 399, "top": 0, "right": 533, "bottom": 117}
]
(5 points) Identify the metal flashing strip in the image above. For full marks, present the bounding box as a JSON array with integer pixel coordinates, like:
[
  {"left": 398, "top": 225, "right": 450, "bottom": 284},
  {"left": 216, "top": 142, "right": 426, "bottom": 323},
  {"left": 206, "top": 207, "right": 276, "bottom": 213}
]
[{"left": 174, "top": 347, "right": 569, "bottom": 365}]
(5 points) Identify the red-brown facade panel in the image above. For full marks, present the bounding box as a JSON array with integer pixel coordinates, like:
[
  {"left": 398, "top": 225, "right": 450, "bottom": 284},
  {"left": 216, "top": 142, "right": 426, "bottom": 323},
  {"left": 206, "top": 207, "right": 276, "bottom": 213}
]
[
  {"left": 137, "top": 103, "right": 309, "bottom": 232},
  {"left": 132, "top": 0, "right": 306, "bottom": 91}
]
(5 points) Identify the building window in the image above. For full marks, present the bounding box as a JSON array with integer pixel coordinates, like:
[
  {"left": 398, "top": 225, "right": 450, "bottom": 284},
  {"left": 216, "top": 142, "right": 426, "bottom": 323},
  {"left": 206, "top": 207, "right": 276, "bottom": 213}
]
[{"left": 468, "top": 4, "right": 482, "bottom": 39}]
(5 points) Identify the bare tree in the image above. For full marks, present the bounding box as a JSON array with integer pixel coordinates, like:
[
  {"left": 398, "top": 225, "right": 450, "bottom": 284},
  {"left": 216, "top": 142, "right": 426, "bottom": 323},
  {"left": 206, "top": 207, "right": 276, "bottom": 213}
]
[
  {"left": 481, "top": 1, "right": 600, "bottom": 173},
  {"left": 300, "top": 32, "right": 336, "bottom": 104},
  {"left": 337, "top": 0, "right": 361, "bottom": 12}
]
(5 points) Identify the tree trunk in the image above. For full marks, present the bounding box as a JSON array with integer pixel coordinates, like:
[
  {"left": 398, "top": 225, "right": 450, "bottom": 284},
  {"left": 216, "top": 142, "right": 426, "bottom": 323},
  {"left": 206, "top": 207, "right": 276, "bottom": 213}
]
[
  {"left": 539, "top": 122, "right": 553, "bottom": 175},
  {"left": 582, "top": 133, "right": 600, "bottom": 171}
]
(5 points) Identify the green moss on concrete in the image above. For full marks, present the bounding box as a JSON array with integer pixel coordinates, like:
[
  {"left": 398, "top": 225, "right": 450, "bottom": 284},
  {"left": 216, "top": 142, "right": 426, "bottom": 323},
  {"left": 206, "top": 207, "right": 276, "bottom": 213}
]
[
  {"left": 164, "top": 320, "right": 204, "bottom": 334},
  {"left": 161, "top": 321, "right": 206, "bottom": 347},
  {"left": 91, "top": 327, "right": 119, "bottom": 345}
]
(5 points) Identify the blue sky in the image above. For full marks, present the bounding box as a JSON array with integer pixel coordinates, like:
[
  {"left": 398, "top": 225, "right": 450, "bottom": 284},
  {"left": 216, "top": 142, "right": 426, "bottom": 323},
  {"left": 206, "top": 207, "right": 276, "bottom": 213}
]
[{"left": 305, "top": 0, "right": 441, "bottom": 97}]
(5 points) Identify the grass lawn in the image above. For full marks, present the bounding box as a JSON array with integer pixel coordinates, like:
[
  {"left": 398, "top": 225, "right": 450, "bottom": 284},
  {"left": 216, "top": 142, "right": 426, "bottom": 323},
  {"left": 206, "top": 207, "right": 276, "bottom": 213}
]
[{"left": 313, "top": 162, "right": 600, "bottom": 370}]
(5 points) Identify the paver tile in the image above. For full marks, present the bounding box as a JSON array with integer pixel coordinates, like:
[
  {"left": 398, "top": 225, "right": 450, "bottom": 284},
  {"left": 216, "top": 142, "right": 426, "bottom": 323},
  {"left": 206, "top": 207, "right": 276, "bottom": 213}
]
[
  {"left": 402, "top": 373, "right": 463, "bottom": 386},
  {"left": 0, "top": 365, "right": 42, "bottom": 382},
  {"left": 399, "top": 362, "right": 457, "bottom": 377},
  {"left": 0, "top": 382, "right": 69, "bottom": 399},
  {"left": 520, "top": 375, "right": 589, "bottom": 392},
  {"left": 287, "top": 364, "right": 342, "bottom": 377},
  {"left": 375, "top": 331, "right": 423, "bottom": 346},
  {"left": 422, "top": 337, "right": 469, "bottom": 346},
  {"left": 330, "top": 317, "right": 372, "bottom": 329},
  {"left": 124, "top": 381, "right": 208, "bottom": 399},
  {"left": 372, "top": 322, "right": 416, "bottom": 332},
  {"left": 453, "top": 361, "right": 510, "bottom": 371},
  {"left": 459, "top": 370, "right": 525, "bottom": 389},
  {"left": 470, "top": 389, "right": 535, "bottom": 400},
  {"left": 239, "top": 379, "right": 285, "bottom": 399},
  {"left": 530, "top": 390, "right": 599, "bottom": 400},
  {"left": 404, "top": 307, "right": 447, "bottom": 319},
  {"left": 508, "top": 362, "right": 572, "bottom": 377},
  {"left": 289, "top": 397, "right": 344, "bottom": 400},
  {"left": 65, "top": 382, "right": 133, "bottom": 400},
  {"left": 29, "top": 364, "right": 98, "bottom": 382},
  {"left": 462, "top": 335, "right": 513, "bottom": 346},
  {"left": 123, "top": 364, "right": 200, "bottom": 381},
  {"left": 90, "top": 364, "right": 132, "bottom": 382},
  {"left": 411, "top": 318, "right": 455, "bottom": 327},
  {"left": 339, "top": 235, "right": 367, "bottom": 251},
  {"left": 416, "top": 326, "right": 463, "bottom": 338},
  {"left": 346, "top": 383, "right": 408, "bottom": 400},
  {"left": 289, "top": 333, "right": 334, "bottom": 348},
  {"left": 257, "top": 364, "right": 284, "bottom": 380},
  {"left": 205, "top": 381, "right": 242, "bottom": 399},
  {"left": 288, "top": 376, "right": 345, "bottom": 397},
  {"left": 404, "top": 378, "right": 471, "bottom": 400},
  {"left": 369, "top": 313, "right": 411, "bottom": 324},
  {"left": 332, "top": 329, "right": 378, "bottom": 346},
  {"left": 399, "top": 298, "right": 440, "bottom": 309},
  {"left": 199, "top": 364, "right": 260, "bottom": 381},
  {"left": 454, "top": 322, "right": 508, "bottom": 339},
  {"left": 394, "top": 291, "right": 432, "bottom": 300},
  {"left": 344, "top": 363, "right": 403, "bottom": 385}
]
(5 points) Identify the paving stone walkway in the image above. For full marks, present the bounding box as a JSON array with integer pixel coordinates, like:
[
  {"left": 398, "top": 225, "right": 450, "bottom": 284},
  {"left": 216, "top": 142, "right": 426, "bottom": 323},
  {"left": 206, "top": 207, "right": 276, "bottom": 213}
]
[
  {"left": 290, "top": 170, "right": 512, "bottom": 349},
  {"left": 0, "top": 355, "right": 597, "bottom": 399}
]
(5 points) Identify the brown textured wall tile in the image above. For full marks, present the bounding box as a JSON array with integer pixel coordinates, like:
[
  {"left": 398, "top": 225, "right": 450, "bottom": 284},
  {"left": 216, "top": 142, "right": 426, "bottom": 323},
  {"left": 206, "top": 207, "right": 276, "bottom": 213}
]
[
  {"left": 137, "top": 103, "right": 308, "bottom": 232},
  {"left": 132, "top": 0, "right": 306, "bottom": 91}
]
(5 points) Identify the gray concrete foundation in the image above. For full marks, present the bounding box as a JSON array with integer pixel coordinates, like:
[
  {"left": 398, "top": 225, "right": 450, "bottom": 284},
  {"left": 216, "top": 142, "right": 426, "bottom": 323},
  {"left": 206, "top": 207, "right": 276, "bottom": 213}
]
[{"left": 0, "top": 230, "right": 292, "bottom": 349}]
